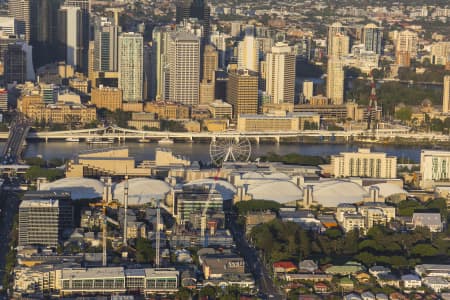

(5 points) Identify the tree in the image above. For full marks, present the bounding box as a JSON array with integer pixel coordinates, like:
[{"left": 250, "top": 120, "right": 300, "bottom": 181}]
[
  {"left": 298, "top": 229, "right": 311, "bottom": 260},
  {"left": 395, "top": 107, "right": 412, "bottom": 122},
  {"left": 176, "top": 287, "right": 193, "bottom": 300},
  {"left": 430, "top": 118, "right": 444, "bottom": 132},
  {"left": 235, "top": 200, "right": 282, "bottom": 215},
  {"left": 135, "top": 238, "right": 155, "bottom": 263},
  {"left": 325, "top": 228, "right": 343, "bottom": 239},
  {"left": 25, "top": 157, "right": 46, "bottom": 167},
  {"left": 200, "top": 286, "right": 217, "bottom": 299},
  {"left": 24, "top": 166, "right": 64, "bottom": 182},
  {"left": 411, "top": 244, "right": 439, "bottom": 257}
]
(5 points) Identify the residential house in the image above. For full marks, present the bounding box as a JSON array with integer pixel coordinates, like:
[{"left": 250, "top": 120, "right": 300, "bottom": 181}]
[
  {"left": 355, "top": 272, "right": 371, "bottom": 283},
  {"left": 298, "top": 260, "right": 319, "bottom": 273},
  {"left": 340, "top": 278, "right": 355, "bottom": 291},
  {"left": 273, "top": 261, "right": 298, "bottom": 274},
  {"left": 401, "top": 274, "right": 422, "bottom": 289},
  {"left": 344, "top": 293, "right": 361, "bottom": 300},
  {"left": 313, "top": 282, "right": 329, "bottom": 293},
  {"left": 361, "top": 291, "right": 376, "bottom": 300},
  {"left": 375, "top": 293, "right": 388, "bottom": 300},
  {"left": 377, "top": 273, "right": 400, "bottom": 288},
  {"left": 422, "top": 276, "right": 449, "bottom": 293},
  {"left": 369, "top": 266, "right": 391, "bottom": 278}
]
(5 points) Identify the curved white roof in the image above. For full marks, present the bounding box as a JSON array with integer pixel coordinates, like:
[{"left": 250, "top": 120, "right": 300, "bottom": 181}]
[
  {"left": 242, "top": 172, "right": 264, "bottom": 179},
  {"left": 40, "top": 178, "right": 104, "bottom": 200},
  {"left": 184, "top": 178, "right": 236, "bottom": 200},
  {"left": 241, "top": 172, "right": 291, "bottom": 181},
  {"left": 246, "top": 180, "right": 303, "bottom": 203},
  {"left": 368, "top": 183, "right": 407, "bottom": 197},
  {"left": 312, "top": 180, "right": 367, "bottom": 207},
  {"left": 113, "top": 178, "right": 171, "bottom": 205}
]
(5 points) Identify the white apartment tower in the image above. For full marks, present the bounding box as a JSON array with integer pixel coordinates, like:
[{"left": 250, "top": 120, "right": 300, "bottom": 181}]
[
  {"left": 118, "top": 32, "right": 143, "bottom": 103},
  {"left": 327, "top": 22, "right": 345, "bottom": 56},
  {"left": 326, "top": 57, "right": 345, "bottom": 105},
  {"left": 396, "top": 30, "right": 419, "bottom": 57},
  {"left": 329, "top": 32, "right": 350, "bottom": 58},
  {"left": 302, "top": 80, "right": 314, "bottom": 102},
  {"left": 265, "top": 42, "right": 296, "bottom": 104},
  {"left": 168, "top": 31, "right": 200, "bottom": 106},
  {"left": 238, "top": 33, "right": 259, "bottom": 72}
]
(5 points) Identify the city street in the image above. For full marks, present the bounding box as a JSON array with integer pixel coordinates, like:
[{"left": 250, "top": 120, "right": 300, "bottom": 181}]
[
  {"left": 229, "top": 217, "right": 284, "bottom": 300},
  {"left": 0, "top": 190, "right": 20, "bottom": 293}
]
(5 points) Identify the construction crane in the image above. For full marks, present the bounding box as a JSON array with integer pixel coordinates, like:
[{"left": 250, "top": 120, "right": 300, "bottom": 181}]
[
  {"left": 367, "top": 73, "right": 379, "bottom": 131},
  {"left": 155, "top": 199, "right": 161, "bottom": 267},
  {"left": 89, "top": 177, "right": 119, "bottom": 267},
  {"left": 201, "top": 169, "right": 221, "bottom": 247},
  {"left": 123, "top": 175, "right": 129, "bottom": 247}
]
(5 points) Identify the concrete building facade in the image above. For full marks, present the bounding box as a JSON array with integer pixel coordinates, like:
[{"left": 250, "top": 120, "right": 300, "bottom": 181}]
[
  {"left": 331, "top": 148, "right": 397, "bottom": 179},
  {"left": 118, "top": 32, "right": 143, "bottom": 103}
]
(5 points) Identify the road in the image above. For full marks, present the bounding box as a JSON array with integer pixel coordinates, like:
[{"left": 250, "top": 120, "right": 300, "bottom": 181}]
[
  {"left": 1, "top": 114, "right": 30, "bottom": 164},
  {"left": 0, "top": 189, "right": 20, "bottom": 294},
  {"left": 229, "top": 217, "right": 284, "bottom": 300}
]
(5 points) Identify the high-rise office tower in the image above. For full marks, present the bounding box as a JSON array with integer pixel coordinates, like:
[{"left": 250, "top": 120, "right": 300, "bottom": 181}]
[
  {"left": 4, "top": 43, "right": 26, "bottom": 84},
  {"left": 4, "top": 42, "right": 35, "bottom": 84},
  {"left": 93, "top": 16, "right": 119, "bottom": 72},
  {"left": 443, "top": 75, "right": 450, "bottom": 113},
  {"left": 237, "top": 32, "right": 259, "bottom": 72},
  {"left": 62, "top": 0, "right": 90, "bottom": 72},
  {"left": 210, "top": 31, "right": 226, "bottom": 68},
  {"left": 327, "top": 22, "right": 345, "bottom": 56},
  {"left": 227, "top": 69, "right": 259, "bottom": 119},
  {"left": 33, "top": 0, "right": 62, "bottom": 67},
  {"left": 363, "top": 23, "right": 383, "bottom": 54},
  {"left": 8, "top": 0, "right": 31, "bottom": 41},
  {"left": 202, "top": 44, "right": 218, "bottom": 82},
  {"left": 168, "top": 31, "right": 200, "bottom": 106},
  {"left": 176, "top": 0, "right": 210, "bottom": 40},
  {"left": 326, "top": 57, "right": 344, "bottom": 105},
  {"left": 151, "top": 26, "right": 172, "bottom": 101},
  {"left": 57, "top": 5, "right": 84, "bottom": 70},
  {"left": 18, "top": 191, "right": 73, "bottom": 247},
  {"left": 329, "top": 32, "right": 350, "bottom": 58},
  {"left": 118, "top": 32, "right": 143, "bottom": 103},
  {"left": 265, "top": 42, "right": 296, "bottom": 104}
]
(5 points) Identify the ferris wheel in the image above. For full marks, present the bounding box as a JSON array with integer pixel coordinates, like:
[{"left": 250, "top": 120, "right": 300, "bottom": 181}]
[{"left": 209, "top": 137, "right": 251, "bottom": 166}]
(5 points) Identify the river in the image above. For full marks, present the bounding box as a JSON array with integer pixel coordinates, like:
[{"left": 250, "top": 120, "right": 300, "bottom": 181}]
[{"left": 8, "top": 141, "right": 429, "bottom": 163}]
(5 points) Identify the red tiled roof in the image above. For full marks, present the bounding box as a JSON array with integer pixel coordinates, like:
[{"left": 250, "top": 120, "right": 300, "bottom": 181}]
[{"left": 273, "top": 261, "right": 297, "bottom": 269}]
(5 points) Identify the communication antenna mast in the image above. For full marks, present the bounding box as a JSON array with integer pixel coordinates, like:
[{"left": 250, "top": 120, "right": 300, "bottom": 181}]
[{"left": 367, "top": 73, "right": 379, "bottom": 131}]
